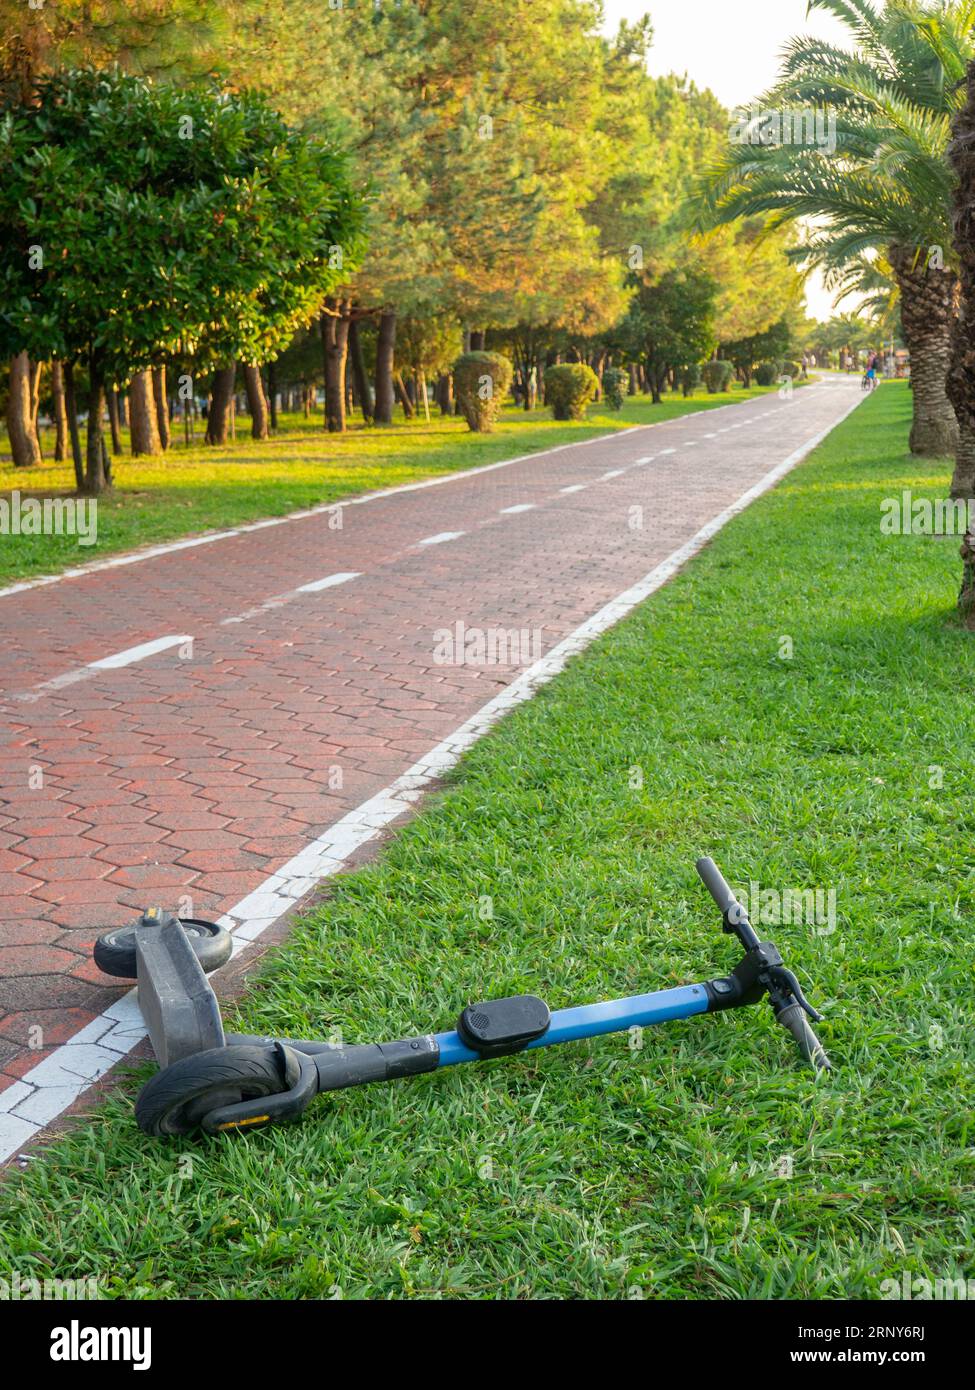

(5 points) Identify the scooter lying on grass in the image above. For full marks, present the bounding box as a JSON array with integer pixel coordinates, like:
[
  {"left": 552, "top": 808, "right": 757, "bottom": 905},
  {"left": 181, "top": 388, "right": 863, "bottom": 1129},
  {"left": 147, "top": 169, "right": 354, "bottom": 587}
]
[{"left": 93, "top": 858, "right": 832, "bottom": 1138}]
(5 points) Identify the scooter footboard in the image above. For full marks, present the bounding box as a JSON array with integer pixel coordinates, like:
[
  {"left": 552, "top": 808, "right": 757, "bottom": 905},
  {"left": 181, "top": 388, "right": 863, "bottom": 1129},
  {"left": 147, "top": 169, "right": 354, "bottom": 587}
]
[{"left": 136, "top": 918, "right": 225, "bottom": 1068}]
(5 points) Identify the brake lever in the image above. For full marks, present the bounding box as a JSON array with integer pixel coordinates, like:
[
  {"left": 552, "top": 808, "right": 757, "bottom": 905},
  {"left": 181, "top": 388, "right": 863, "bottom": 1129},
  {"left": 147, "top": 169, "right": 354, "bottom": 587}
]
[{"left": 768, "top": 965, "right": 824, "bottom": 1023}]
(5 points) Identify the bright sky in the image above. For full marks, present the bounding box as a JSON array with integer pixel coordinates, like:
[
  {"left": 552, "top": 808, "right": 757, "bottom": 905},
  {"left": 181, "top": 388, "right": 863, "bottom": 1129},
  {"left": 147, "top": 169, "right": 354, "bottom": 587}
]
[{"left": 601, "top": 0, "right": 853, "bottom": 320}]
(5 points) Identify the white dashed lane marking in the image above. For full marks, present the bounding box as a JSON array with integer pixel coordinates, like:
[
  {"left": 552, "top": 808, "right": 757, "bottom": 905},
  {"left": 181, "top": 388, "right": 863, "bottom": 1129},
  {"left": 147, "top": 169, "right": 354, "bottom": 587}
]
[
  {"left": 295, "top": 572, "right": 362, "bottom": 593},
  {"left": 417, "top": 531, "right": 466, "bottom": 546},
  {"left": 16, "top": 634, "right": 194, "bottom": 700}
]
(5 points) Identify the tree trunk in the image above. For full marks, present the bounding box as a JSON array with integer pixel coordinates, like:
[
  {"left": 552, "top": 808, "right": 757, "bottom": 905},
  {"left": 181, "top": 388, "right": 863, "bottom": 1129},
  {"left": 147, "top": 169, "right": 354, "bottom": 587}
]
[
  {"left": 243, "top": 363, "right": 270, "bottom": 440},
  {"left": 394, "top": 371, "right": 414, "bottom": 419},
  {"left": 649, "top": 363, "right": 663, "bottom": 404},
  {"left": 206, "top": 364, "right": 236, "bottom": 445},
  {"left": 129, "top": 370, "right": 162, "bottom": 455},
  {"left": 5, "top": 352, "right": 42, "bottom": 467},
  {"left": 889, "top": 244, "right": 960, "bottom": 457},
  {"left": 437, "top": 372, "right": 454, "bottom": 416},
  {"left": 30, "top": 359, "right": 42, "bottom": 457},
  {"left": 947, "top": 62, "right": 975, "bottom": 619},
  {"left": 266, "top": 361, "right": 278, "bottom": 431},
  {"left": 63, "top": 362, "right": 85, "bottom": 491},
  {"left": 85, "top": 355, "right": 108, "bottom": 495},
  {"left": 52, "top": 360, "right": 68, "bottom": 461},
  {"left": 152, "top": 366, "right": 170, "bottom": 450},
  {"left": 321, "top": 301, "right": 351, "bottom": 432},
  {"left": 348, "top": 319, "right": 374, "bottom": 423},
  {"left": 107, "top": 386, "right": 123, "bottom": 455},
  {"left": 374, "top": 310, "right": 396, "bottom": 425}
]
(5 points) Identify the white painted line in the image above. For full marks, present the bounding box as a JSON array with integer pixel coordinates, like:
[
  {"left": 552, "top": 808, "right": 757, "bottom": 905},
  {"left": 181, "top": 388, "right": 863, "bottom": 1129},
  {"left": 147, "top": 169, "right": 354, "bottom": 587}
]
[
  {"left": 0, "top": 392, "right": 789, "bottom": 603},
  {"left": 499, "top": 504, "right": 536, "bottom": 515},
  {"left": 417, "top": 531, "right": 466, "bottom": 546},
  {"left": 220, "top": 598, "right": 289, "bottom": 626},
  {"left": 659, "top": 448, "right": 677, "bottom": 456},
  {"left": 633, "top": 456, "right": 654, "bottom": 464},
  {"left": 295, "top": 571, "right": 362, "bottom": 593},
  {"left": 221, "top": 572, "right": 362, "bottom": 625},
  {"left": 559, "top": 484, "right": 587, "bottom": 494},
  {"left": 88, "top": 634, "right": 192, "bottom": 670},
  {"left": 600, "top": 469, "right": 625, "bottom": 480},
  {"left": 0, "top": 383, "right": 865, "bottom": 1164},
  {"left": 16, "top": 633, "right": 193, "bottom": 700}
]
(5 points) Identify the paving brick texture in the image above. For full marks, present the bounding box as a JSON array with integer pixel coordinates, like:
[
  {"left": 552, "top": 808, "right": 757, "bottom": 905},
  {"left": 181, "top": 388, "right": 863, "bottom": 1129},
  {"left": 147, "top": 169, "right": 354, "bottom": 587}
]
[{"left": 0, "top": 379, "right": 861, "bottom": 1087}]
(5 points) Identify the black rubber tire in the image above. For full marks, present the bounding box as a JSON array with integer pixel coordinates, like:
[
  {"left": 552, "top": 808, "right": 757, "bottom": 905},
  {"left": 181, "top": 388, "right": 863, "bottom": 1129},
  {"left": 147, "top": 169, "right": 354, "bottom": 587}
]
[
  {"left": 135, "top": 1045, "right": 287, "bottom": 1137},
  {"left": 93, "top": 918, "right": 233, "bottom": 979}
]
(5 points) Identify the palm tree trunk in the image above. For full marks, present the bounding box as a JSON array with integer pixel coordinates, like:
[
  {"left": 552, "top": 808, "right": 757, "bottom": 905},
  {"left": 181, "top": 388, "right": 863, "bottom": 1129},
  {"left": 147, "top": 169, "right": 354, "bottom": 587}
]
[
  {"left": 5, "top": 352, "right": 42, "bottom": 467},
  {"left": 947, "top": 60, "right": 975, "bottom": 619},
  {"left": 890, "top": 245, "right": 960, "bottom": 457}
]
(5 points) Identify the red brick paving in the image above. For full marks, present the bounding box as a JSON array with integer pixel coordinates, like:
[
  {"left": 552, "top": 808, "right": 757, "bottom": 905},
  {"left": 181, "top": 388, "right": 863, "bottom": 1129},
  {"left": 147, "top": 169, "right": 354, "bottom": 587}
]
[{"left": 0, "top": 382, "right": 859, "bottom": 1082}]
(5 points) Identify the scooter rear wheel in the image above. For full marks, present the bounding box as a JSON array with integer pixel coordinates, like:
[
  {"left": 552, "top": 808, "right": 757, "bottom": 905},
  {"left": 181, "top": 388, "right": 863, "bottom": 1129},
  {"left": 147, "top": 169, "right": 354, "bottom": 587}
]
[{"left": 135, "top": 1045, "right": 287, "bottom": 1137}]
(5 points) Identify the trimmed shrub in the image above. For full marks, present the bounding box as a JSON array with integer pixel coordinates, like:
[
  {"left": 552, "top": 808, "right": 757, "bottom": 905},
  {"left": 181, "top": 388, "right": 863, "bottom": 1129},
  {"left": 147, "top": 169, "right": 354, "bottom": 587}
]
[
  {"left": 702, "top": 359, "right": 734, "bottom": 393},
  {"left": 544, "top": 363, "right": 599, "bottom": 420},
  {"left": 680, "top": 363, "right": 703, "bottom": 397},
  {"left": 453, "top": 351, "right": 513, "bottom": 431},
  {"left": 602, "top": 366, "right": 628, "bottom": 411},
  {"left": 780, "top": 359, "right": 801, "bottom": 379},
  {"left": 755, "top": 360, "right": 778, "bottom": 387}
]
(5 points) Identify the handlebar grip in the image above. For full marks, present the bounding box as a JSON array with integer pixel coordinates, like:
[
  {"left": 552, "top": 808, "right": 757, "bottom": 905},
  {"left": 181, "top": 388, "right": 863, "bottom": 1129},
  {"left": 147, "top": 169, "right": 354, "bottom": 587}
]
[
  {"left": 775, "top": 1002, "right": 831, "bottom": 1073},
  {"left": 695, "top": 856, "right": 738, "bottom": 915}
]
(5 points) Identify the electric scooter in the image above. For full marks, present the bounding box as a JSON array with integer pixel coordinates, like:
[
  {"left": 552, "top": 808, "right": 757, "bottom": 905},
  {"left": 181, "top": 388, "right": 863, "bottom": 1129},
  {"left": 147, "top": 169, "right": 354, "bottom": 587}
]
[{"left": 93, "top": 857, "right": 833, "bottom": 1138}]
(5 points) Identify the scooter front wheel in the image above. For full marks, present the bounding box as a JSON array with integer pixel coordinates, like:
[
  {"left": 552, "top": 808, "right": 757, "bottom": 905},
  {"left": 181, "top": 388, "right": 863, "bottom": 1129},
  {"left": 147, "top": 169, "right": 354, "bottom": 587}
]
[
  {"left": 135, "top": 1045, "right": 288, "bottom": 1137},
  {"left": 94, "top": 917, "right": 232, "bottom": 979}
]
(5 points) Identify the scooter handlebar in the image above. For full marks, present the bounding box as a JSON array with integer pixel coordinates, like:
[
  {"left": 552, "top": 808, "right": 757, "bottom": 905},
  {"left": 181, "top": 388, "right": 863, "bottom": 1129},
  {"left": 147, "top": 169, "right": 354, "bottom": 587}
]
[
  {"left": 775, "top": 1001, "right": 832, "bottom": 1073},
  {"left": 695, "top": 856, "right": 739, "bottom": 916}
]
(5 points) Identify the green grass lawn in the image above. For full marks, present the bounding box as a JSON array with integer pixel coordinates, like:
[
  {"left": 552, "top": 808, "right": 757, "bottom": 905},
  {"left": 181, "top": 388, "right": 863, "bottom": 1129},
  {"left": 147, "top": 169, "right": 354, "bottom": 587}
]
[
  {"left": 0, "top": 381, "right": 796, "bottom": 586},
  {"left": 2, "top": 381, "right": 972, "bottom": 1300}
]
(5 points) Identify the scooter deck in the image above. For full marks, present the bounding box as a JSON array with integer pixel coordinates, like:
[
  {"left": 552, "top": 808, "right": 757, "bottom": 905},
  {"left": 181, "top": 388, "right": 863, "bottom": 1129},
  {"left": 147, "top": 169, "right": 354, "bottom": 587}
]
[{"left": 136, "top": 917, "right": 225, "bottom": 1067}]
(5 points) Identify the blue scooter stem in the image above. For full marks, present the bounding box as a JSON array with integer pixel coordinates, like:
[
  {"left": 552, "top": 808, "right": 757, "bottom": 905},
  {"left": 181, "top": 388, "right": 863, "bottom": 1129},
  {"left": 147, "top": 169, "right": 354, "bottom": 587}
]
[{"left": 434, "top": 983, "right": 710, "bottom": 1066}]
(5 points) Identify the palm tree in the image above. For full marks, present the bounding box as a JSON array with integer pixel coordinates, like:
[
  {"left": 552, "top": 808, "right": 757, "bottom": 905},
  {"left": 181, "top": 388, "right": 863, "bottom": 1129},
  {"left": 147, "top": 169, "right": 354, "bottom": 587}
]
[
  {"left": 698, "top": 0, "right": 975, "bottom": 457},
  {"left": 826, "top": 252, "right": 901, "bottom": 339},
  {"left": 947, "top": 58, "right": 975, "bottom": 616}
]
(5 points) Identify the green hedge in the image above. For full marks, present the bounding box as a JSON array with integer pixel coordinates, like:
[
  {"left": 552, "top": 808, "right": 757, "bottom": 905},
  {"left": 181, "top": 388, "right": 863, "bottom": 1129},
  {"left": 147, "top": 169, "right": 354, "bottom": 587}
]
[
  {"left": 544, "top": 363, "right": 599, "bottom": 420},
  {"left": 452, "top": 351, "right": 513, "bottom": 432},
  {"left": 601, "top": 366, "right": 628, "bottom": 411},
  {"left": 680, "top": 363, "right": 703, "bottom": 397},
  {"left": 702, "top": 359, "right": 734, "bottom": 393}
]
